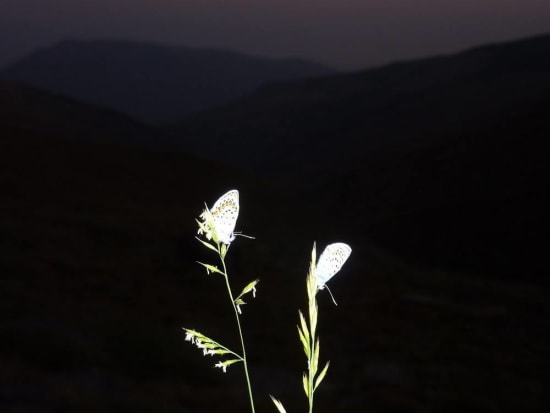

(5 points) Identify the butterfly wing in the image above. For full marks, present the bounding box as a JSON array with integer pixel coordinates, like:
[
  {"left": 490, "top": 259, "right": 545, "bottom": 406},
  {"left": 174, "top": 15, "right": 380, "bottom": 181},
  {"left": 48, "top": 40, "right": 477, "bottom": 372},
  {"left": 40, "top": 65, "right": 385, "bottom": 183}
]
[
  {"left": 210, "top": 189, "right": 239, "bottom": 244},
  {"left": 316, "top": 243, "right": 352, "bottom": 289}
]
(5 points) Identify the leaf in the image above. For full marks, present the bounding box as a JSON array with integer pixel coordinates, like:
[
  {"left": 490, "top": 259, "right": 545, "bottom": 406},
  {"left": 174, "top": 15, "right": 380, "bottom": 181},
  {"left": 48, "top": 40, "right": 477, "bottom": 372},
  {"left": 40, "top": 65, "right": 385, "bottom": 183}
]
[
  {"left": 211, "top": 349, "right": 231, "bottom": 355},
  {"left": 302, "top": 373, "right": 309, "bottom": 397},
  {"left": 234, "top": 298, "right": 246, "bottom": 305},
  {"left": 236, "top": 279, "right": 259, "bottom": 300},
  {"left": 298, "top": 311, "right": 310, "bottom": 345},
  {"left": 269, "top": 396, "right": 288, "bottom": 413},
  {"left": 297, "top": 325, "right": 310, "bottom": 357},
  {"left": 222, "top": 359, "right": 241, "bottom": 367},
  {"left": 309, "top": 302, "right": 318, "bottom": 339},
  {"left": 311, "top": 338, "right": 320, "bottom": 375},
  {"left": 195, "top": 236, "right": 218, "bottom": 252},
  {"left": 196, "top": 261, "right": 223, "bottom": 275},
  {"left": 314, "top": 361, "right": 330, "bottom": 391},
  {"left": 202, "top": 342, "right": 219, "bottom": 350}
]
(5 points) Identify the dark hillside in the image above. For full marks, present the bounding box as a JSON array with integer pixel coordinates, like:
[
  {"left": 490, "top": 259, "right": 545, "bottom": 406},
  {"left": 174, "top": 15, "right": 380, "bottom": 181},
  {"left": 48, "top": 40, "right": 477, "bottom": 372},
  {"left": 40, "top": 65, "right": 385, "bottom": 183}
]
[
  {"left": 0, "top": 39, "right": 335, "bottom": 124},
  {"left": 173, "top": 33, "right": 550, "bottom": 175},
  {"left": 1, "top": 127, "right": 548, "bottom": 412},
  {"left": 0, "top": 81, "right": 162, "bottom": 147}
]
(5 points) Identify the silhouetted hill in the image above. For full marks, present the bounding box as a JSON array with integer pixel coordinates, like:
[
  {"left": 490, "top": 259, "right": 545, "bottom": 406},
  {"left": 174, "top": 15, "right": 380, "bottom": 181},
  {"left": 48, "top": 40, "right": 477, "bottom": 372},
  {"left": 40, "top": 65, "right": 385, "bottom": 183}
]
[
  {"left": 173, "top": 32, "right": 550, "bottom": 175},
  {"left": 0, "top": 39, "right": 335, "bottom": 124},
  {"left": 0, "top": 80, "right": 167, "bottom": 147},
  {"left": 172, "top": 32, "right": 550, "bottom": 279}
]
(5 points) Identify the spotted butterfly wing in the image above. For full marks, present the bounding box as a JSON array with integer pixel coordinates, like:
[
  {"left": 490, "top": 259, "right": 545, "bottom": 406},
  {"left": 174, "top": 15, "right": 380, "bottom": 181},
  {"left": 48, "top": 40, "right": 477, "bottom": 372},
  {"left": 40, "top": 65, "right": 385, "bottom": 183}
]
[
  {"left": 316, "top": 243, "right": 352, "bottom": 290},
  {"left": 210, "top": 189, "right": 239, "bottom": 244}
]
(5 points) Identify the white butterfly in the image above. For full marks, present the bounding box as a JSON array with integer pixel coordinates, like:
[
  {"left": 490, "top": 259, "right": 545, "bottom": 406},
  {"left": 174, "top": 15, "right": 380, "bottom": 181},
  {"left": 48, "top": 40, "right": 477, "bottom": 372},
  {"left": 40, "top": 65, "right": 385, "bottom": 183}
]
[
  {"left": 206, "top": 189, "right": 240, "bottom": 245},
  {"left": 316, "top": 243, "right": 352, "bottom": 303}
]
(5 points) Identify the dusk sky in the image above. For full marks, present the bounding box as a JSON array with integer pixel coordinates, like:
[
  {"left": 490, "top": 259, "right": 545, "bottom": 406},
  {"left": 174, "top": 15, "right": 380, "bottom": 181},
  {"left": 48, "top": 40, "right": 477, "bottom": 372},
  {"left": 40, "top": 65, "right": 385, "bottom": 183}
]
[{"left": 1, "top": 0, "right": 549, "bottom": 70}]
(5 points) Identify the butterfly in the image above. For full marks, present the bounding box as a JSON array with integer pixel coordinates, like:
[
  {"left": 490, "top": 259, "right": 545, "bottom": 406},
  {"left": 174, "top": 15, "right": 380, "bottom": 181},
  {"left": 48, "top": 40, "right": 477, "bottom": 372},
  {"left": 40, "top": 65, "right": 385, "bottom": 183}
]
[
  {"left": 316, "top": 243, "right": 352, "bottom": 304},
  {"left": 206, "top": 189, "right": 240, "bottom": 245}
]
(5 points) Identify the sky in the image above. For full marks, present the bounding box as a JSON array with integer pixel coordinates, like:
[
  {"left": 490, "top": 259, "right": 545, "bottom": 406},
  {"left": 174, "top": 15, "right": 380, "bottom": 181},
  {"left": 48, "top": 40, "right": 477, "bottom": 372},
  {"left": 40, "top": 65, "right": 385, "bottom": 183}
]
[{"left": 1, "top": 0, "right": 550, "bottom": 70}]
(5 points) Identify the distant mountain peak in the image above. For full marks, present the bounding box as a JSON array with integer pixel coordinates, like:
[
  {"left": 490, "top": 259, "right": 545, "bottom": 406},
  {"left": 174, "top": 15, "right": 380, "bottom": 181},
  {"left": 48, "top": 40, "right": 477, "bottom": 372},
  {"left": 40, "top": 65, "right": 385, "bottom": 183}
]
[{"left": 0, "top": 38, "right": 336, "bottom": 124}]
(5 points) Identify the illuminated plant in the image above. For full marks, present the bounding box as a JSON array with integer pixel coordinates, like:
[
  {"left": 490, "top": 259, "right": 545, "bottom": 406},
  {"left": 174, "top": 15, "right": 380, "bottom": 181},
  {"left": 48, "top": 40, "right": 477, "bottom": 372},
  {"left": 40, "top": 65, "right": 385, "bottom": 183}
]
[
  {"left": 183, "top": 189, "right": 258, "bottom": 412},
  {"left": 271, "top": 243, "right": 351, "bottom": 413},
  {"left": 183, "top": 189, "right": 351, "bottom": 413}
]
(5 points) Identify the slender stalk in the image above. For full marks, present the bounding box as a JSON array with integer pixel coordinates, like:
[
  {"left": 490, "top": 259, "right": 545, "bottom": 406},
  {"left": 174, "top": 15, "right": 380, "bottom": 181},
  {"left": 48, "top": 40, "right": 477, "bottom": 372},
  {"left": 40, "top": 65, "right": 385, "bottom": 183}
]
[
  {"left": 307, "top": 268, "right": 317, "bottom": 413},
  {"left": 219, "top": 245, "right": 256, "bottom": 413},
  {"left": 308, "top": 339, "right": 315, "bottom": 413},
  {"left": 301, "top": 243, "right": 329, "bottom": 413}
]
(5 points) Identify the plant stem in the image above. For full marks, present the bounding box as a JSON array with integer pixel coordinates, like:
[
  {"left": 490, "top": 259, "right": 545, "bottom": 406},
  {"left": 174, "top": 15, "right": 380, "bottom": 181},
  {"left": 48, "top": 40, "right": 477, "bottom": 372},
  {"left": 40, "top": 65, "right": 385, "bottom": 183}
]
[
  {"left": 307, "top": 288, "right": 316, "bottom": 413},
  {"left": 306, "top": 244, "right": 318, "bottom": 413},
  {"left": 219, "top": 246, "right": 256, "bottom": 413}
]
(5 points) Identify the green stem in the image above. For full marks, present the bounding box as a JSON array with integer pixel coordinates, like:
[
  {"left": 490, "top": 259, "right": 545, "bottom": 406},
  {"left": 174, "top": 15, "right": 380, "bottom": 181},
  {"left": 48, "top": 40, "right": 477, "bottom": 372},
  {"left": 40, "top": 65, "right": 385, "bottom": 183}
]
[
  {"left": 306, "top": 246, "right": 318, "bottom": 413},
  {"left": 307, "top": 297, "right": 316, "bottom": 413},
  {"left": 308, "top": 352, "right": 314, "bottom": 413},
  {"left": 219, "top": 245, "right": 256, "bottom": 413}
]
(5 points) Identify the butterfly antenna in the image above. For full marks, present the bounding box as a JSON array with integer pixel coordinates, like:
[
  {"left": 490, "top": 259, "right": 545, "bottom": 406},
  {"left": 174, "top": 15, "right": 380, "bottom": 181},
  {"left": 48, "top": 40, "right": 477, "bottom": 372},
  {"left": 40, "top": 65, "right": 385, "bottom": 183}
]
[
  {"left": 234, "top": 231, "right": 255, "bottom": 239},
  {"left": 325, "top": 285, "right": 338, "bottom": 306}
]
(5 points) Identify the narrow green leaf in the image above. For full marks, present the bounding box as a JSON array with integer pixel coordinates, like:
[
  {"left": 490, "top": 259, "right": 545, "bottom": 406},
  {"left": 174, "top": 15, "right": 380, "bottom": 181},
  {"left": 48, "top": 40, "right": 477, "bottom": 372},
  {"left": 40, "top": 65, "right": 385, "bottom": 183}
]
[
  {"left": 314, "top": 361, "right": 330, "bottom": 391},
  {"left": 269, "top": 396, "right": 288, "bottom": 413},
  {"left": 310, "top": 302, "right": 318, "bottom": 339},
  {"left": 297, "top": 325, "right": 310, "bottom": 357},
  {"left": 236, "top": 279, "right": 259, "bottom": 300},
  {"left": 183, "top": 328, "right": 204, "bottom": 340},
  {"left": 196, "top": 261, "right": 223, "bottom": 275},
  {"left": 195, "top": 236, "right": 218, "bottom": 252},
  {"left": 313, "top": 339, "right": 320, "bottom": 374},
  {"left": 298, "top": 310, "right": 310, "bottom": 345},
  {"left": 212, "top": 349, "right": 231, "bottom": 355},
  {"left": 302, "top": 373, "right": 309, "bottom": 397},
  {"left": 183, "top": 329, "right": 223, "bottom": 349},
  {"left": 312, "top": 338, "right": 320, "bottom": 373},
  {"left": 222, "top": 359, "right": 241, "bottom": 367}
]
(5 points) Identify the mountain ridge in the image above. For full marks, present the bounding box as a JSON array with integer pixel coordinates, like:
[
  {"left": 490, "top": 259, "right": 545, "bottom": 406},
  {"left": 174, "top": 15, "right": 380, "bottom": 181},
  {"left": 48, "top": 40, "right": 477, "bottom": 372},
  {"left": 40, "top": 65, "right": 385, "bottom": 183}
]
[
  {"left": 0, "top": 80, "right": 168, "bottom": 149},
  {"left": 0, "top": 38, "right": 335, "bottom": 124},
  {"left": 172, "top": 32, "right": 550, "bottom": 176}
]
